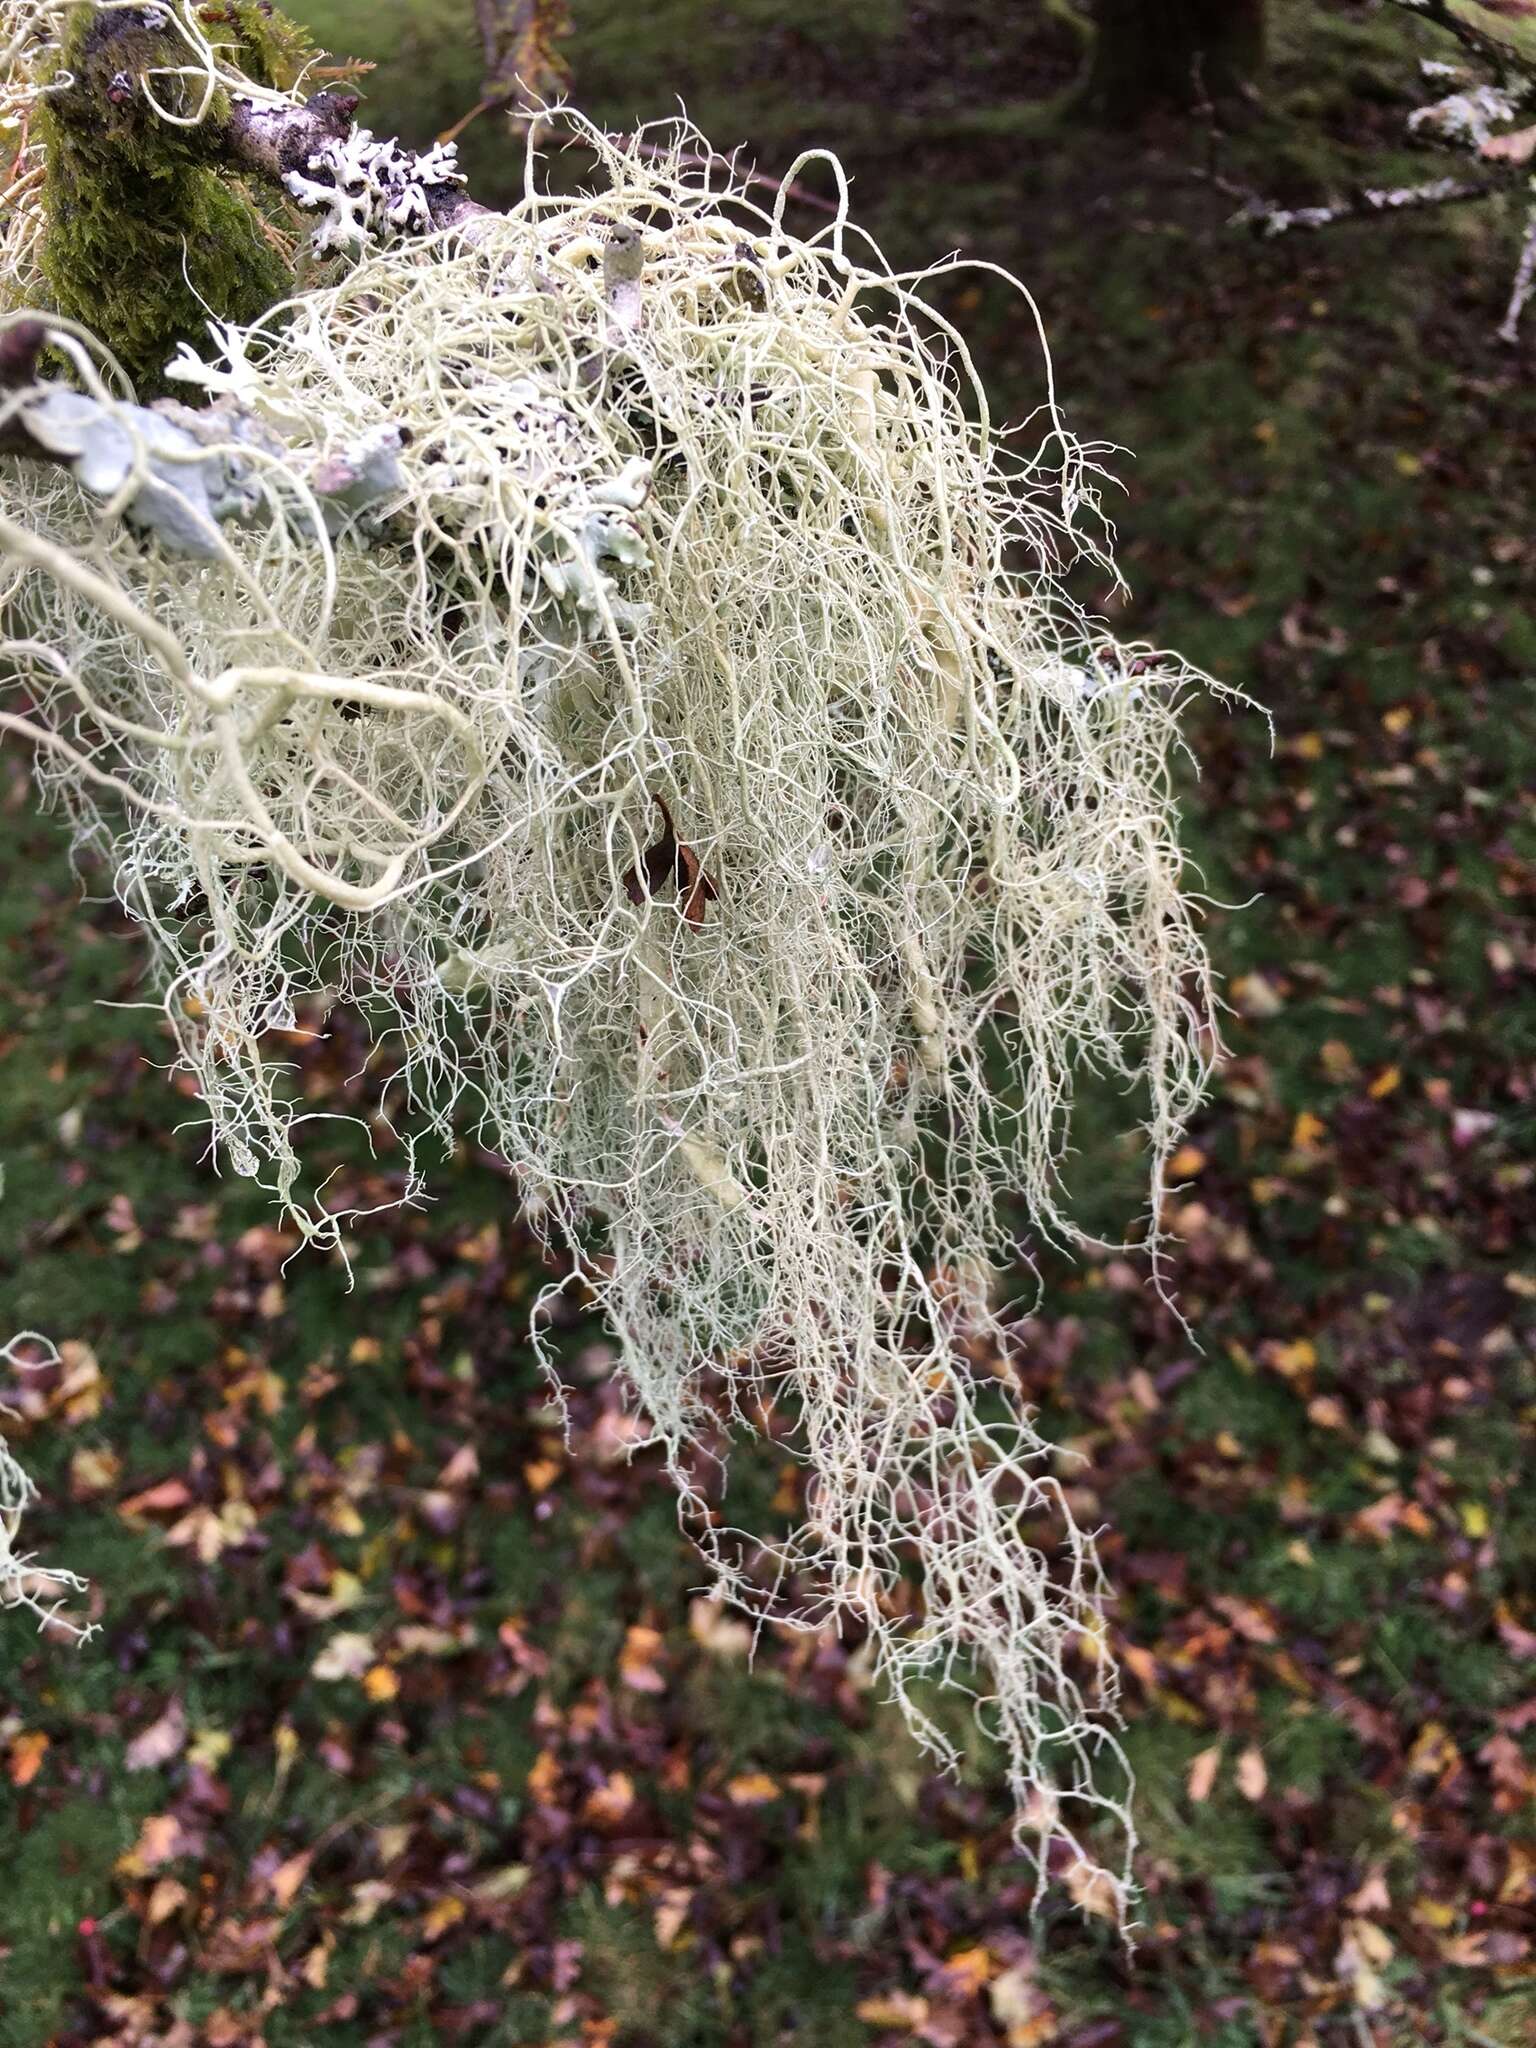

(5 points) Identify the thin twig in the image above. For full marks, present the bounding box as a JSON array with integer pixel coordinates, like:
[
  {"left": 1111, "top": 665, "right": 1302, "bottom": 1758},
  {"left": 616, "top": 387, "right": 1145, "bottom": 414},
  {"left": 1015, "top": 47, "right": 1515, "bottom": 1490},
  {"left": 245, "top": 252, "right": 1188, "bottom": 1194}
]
[
  {"left": 1386, "top": 0, "right": 1529, "bottom": 91},
  {"left": 1231, "top": 172, "right": 1509, "bottom": 236}
]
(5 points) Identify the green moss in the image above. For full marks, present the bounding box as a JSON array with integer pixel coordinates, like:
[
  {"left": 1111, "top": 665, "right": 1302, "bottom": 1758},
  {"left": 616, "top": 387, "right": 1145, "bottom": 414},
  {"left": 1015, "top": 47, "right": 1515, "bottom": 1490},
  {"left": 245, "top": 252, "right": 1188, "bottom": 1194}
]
[
  {"left": 220, "top": 0, "right": 319, "bottom": 92},
  {"left": 36, "top": 4, "right": 297, "bottom": 392}
]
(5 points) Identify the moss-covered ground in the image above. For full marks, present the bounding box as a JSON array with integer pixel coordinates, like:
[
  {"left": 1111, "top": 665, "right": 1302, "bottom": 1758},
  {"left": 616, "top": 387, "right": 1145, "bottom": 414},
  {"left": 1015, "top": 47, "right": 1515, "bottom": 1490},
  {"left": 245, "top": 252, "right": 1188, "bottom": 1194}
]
[{"left": 2, "top": 4, "right": 1534, "bottom": 2044}]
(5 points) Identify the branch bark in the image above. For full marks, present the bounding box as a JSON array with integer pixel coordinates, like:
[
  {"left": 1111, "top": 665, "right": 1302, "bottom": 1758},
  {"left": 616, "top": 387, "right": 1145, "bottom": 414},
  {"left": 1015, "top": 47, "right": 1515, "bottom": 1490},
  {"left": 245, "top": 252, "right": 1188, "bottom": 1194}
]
[{"left": 0, "top": 318, "right": 407, "bottom": 555}]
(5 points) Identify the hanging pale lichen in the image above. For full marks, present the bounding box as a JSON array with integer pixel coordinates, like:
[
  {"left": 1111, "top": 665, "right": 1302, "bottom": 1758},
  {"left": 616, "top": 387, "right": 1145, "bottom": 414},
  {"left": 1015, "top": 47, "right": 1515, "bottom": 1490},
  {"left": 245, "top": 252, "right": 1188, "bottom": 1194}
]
[
  {"left": 0, "top": 1, "right": 1254, "bottom": 1924},
  {"left": 0, "top": 1333, "right": 96, "bottom": 1640}
]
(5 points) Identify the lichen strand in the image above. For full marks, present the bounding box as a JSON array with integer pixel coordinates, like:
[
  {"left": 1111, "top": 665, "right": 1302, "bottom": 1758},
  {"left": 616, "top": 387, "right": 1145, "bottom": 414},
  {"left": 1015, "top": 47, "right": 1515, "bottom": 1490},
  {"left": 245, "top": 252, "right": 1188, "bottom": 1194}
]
[{"left": 37, "top": 8, "right": 292, "bottom": 392}]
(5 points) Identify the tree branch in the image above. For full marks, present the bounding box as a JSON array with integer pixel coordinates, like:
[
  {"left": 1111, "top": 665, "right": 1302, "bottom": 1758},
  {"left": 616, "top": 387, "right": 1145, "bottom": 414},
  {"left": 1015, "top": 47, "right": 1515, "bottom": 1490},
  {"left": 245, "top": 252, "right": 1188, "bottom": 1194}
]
[
  {"left": 0, "top": 318, "right": 407, "bottom": 555},
  {"left": 1230, "top": 170, "right": 1511, "bottom": 236},
  {"left": 1387, "top": 0, "right": 1535, "bottom": 93}
]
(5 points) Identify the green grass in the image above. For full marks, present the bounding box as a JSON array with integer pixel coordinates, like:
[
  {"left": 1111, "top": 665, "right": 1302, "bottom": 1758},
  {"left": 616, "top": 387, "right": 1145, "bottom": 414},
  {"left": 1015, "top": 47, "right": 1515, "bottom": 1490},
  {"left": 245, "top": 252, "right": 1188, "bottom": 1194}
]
[{"left": 3, "top": 3, "right": 1536, "bottom": 2043}]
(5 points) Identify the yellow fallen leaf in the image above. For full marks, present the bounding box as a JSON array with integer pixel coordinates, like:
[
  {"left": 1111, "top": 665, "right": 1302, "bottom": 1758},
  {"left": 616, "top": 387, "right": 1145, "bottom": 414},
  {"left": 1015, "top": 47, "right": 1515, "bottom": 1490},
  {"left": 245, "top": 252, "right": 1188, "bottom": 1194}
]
[
  {"left": 116, "top": 1813, "right": 183, "bottom": 1877},
  {"left": 1407, "top": 1721, "right": 1458, "bottom": 1780},
  {"left": 69, "top": 1447, "right": 121, "bottom": 1498},
  {"left": 269, "top": 1851, "right": 313, "bottom": 1910},
  {"left": 1367, "top": 1065, "right": 1402, "bottom": 1100},
  {"left": 189, "top": 1725, "right": 233, "bottom": 1771},
  {"left": 1352, "top": 1918, "right": 1394, "bottom": 1967},
  {"left": 1459, "top": 1501, "right": 1490, "bottom": 1539},
  {"left": 311, "top": 1632, "right": 375, "bottom": 1682},
  {"left": 1064, "top": 1859, "right": 1121, "bottom": 1922},
  {"left": 146, "top": 1877, "right": 188, "bottom": 1925},
  {"left": 989, "top": 1957, "right": 1058, "bottom": 2044},
  {"left": 857, "top": 1993, "right": 929, "bottom": 2027},
  {"left": 1499, "top": 1844, "right": 1536, "bottom": 1903},
  {"left": 300, "top": 1934, "right": 332, "bottom": 1988},
  {"left": 1291, "top": 1110, "right": 1327, "bottom": 1151},
  {"left": 689, "top": 1595, "right": 753, "bottom": 1658},
  {"left": 1236, "top": 1747, "right": 1268, "bottom": 1802},
  {"left": 1232, "top": 972, "right": 1284, "bottom": 1018},
  {"left": 1187, "top": 1744, "right": 1222, "bottom": 1804},
  {"left": 421, "top": 1894, "right": 466, "bottom": 1941},
  {"left": 1320, "top": 1037, "right": 1357, "bottom": 1080},
  {"left": 726, "top": 1771, "right": 780, "bottom": 1806},
  {"left": 653, "top": 1888, "right": 692, "bottom": 1950},
  {"left": 1266, "top": 1337, "right": 1317, "bottom": 1381}
]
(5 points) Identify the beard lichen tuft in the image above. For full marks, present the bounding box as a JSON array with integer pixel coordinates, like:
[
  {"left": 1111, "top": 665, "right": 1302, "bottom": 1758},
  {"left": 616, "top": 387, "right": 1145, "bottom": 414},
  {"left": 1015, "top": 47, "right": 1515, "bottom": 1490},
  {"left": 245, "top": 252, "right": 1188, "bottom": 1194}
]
[{"left": 0, "top": 53, "right": 1254, "bottom": 1920}]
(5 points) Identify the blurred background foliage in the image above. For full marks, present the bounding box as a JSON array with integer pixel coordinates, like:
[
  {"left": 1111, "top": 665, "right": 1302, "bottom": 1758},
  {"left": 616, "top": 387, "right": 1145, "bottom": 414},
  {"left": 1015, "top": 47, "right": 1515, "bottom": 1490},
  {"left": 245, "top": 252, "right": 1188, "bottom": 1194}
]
[{"left": 2, "top": 4, "right": 1535, "bottom": 2045}]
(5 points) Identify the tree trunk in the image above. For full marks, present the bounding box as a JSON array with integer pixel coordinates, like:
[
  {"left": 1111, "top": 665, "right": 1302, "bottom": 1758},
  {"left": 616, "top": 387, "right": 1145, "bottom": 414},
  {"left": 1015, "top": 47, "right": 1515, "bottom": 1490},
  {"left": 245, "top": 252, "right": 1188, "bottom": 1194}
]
[{"left": 1085, "top": 0, "right": 1266, "bottom": 122}]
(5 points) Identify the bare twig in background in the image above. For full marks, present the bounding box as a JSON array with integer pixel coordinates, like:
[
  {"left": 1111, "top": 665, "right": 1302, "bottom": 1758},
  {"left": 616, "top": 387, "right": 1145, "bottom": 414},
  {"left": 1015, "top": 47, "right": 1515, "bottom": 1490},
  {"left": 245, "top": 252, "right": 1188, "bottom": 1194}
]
[
  {"left": 440, "top": 0, "right": 573, "bottom": 144},
  {"left": 1214, "top": 0, "right": 1536, "bottom": 338},
  {"left": 1230, "top": 172, "right": 1508, "bottom": 234}
]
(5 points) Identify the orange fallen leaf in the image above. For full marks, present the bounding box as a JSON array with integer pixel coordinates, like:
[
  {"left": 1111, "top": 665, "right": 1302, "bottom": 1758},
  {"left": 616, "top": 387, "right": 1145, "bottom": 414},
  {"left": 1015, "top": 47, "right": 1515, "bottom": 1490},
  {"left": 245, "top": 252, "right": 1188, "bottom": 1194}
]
[
  {"left": 7, "top": 1730, "right": 48, "bottom": 1787},
  {"left": 526, "top": 1750, "right": 562, "bottom": 1805},
  {"left": 421, "top": 1894, "right": 466, "bottom": 1941},
  {"left": 362, "top": 1664, "right": 400, "bottom": 1703},
  {"left": 990, "top": 1957, "right": 1058, "bottom": 2045},
  {"left": 1264, "top": 1338, "right": 1317, "bottom": 1382},
  {"left": 118, "top": 1477, "right": 192, "bottom": 1518},
  {"left": 582, "top": 1770, "right": 636, "bottom": 1826},
  {"left": 942, "top": 1945, "right": 994, "bottom": 1995},
  {"left": 619, "top": 1623, "right": 667, "bottom": 1693}
]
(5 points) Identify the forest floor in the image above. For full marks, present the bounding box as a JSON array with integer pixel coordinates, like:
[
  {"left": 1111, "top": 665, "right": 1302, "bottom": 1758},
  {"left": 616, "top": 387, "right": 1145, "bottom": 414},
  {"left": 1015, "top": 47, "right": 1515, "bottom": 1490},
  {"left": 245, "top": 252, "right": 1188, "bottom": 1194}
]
[{"left": 2, "top": 3, "right": 1534, "bottom": 2045}]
